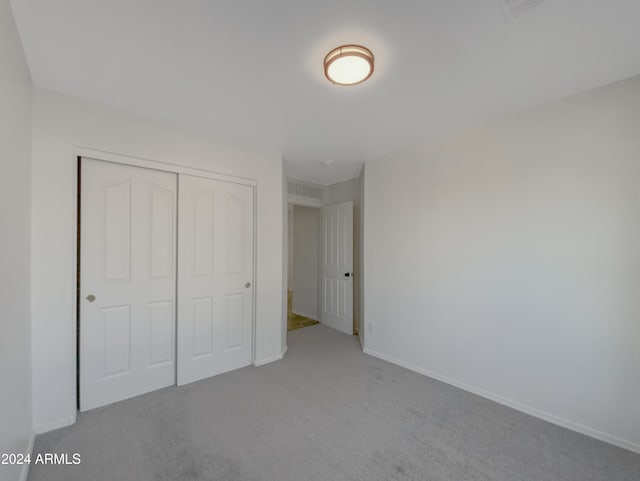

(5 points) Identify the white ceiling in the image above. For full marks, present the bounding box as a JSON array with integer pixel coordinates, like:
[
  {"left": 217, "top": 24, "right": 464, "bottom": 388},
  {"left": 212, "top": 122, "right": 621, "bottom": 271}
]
[{"left": 11, "top": 0, "right": 640, "bottom": 185}]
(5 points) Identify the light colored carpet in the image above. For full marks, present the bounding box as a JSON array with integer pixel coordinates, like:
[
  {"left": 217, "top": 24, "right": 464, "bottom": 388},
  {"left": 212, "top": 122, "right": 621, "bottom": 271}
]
[{"left": 29, "top": 325, "right": 640, "bottom": 481}]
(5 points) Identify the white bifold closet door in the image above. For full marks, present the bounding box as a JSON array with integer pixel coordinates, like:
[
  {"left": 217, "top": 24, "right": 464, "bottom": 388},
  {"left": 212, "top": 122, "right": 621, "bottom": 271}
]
[
  {"left": 80, "top": 159, "right": 177, "bottom": 411},
  {"left": 177, "top": 174, "right": 254, "bottom": 385}
]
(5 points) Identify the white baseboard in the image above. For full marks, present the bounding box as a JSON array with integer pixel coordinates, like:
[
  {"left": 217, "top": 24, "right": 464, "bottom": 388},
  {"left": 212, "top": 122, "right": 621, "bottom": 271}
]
[
  {"left": 281, "top": 345, "right": 288, "bottom": 358},
  {"left": 363, "top": 347, "right": 640, "bottom": 455},
  {"left": 358, "top": 333, "right": 364, "bottom": 351},
  {"left": 34, "top": 414, "right": 76, "bottom": 435},
  {"left": 254, "top": 348, "right": 286, "bottom": 367},
  {"left": 18, "top": 432, "right": 35, "bottom": 481}
]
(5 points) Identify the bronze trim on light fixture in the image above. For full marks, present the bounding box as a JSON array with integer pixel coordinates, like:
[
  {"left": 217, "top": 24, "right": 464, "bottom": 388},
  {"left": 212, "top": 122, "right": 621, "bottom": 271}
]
[{"left": 323, "top": 45, "right": 375, "bottom": 86}]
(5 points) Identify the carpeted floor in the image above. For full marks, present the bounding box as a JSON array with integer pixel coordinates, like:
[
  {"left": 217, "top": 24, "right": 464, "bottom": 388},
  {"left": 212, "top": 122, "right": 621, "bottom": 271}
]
[{"left": 29, "top": 325, "right": 640, "bottom": 481}]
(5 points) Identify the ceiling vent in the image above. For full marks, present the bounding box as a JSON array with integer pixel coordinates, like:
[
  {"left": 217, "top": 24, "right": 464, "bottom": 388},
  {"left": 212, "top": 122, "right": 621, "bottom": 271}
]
[
  {"left": 288, "top": 181, "right": 323, "bottom": 200},
  {"left": 502, "top": 0, "right": 546, "bottom": 19},
  {"left": 287, "top": 179, "right": 325, "bottom": 207}
]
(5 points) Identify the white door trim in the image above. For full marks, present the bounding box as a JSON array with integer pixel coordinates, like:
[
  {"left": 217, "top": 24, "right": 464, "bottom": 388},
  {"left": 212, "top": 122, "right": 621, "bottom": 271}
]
[
  {"left": 75, "top": 147, "right": 257, "bottom": 187},
  {"left": 73, "top": 147, "right": 258, "bottom": 415}
]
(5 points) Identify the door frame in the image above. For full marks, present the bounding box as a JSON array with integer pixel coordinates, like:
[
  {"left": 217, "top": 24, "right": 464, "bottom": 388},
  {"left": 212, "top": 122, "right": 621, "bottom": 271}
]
[
  {"left": 287, "top": 203, "right": 322, "bottom": 323},
  {"left": 74, "top": 146, "right": 258, "bottom": 409}
]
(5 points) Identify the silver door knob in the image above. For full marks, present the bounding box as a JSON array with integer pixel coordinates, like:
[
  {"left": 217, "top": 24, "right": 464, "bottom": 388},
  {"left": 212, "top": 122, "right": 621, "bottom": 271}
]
[
  {"left": 245, "top": 282, "right": 251, "bottom": 288},
  {"left": 86, "top": 294, "right": 96, "bottom": 303}
]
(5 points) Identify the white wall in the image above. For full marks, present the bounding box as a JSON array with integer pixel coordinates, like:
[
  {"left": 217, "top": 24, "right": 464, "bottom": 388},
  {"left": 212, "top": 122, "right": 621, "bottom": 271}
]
[
  {"left": 287, "top": 205, "right": 294, "bottom": 291},
  {"left": 364, "top": 76, "right": 640, "bottom": 453},
  {"left": 0, "top": 1, "right": 33, "bottom": 480},
  {"left": 291, "top": 206, "right": 319, "bottom": 320},
  {"left": 281, "top": 170, "right": 289, "bottom": 354},
  {"left": 31, "top": 89, "right": 284, "bottom": 433},
  {"left": 358, "top": 167, "right": 365, "bottom": 348},
  {"left": 326, "top": 177, "right": 361, "bottom": 206},
  {"left": 280, "top": 170, "right": 289, "bottom": 356},
  {"left": 327, "top": 177, "right": 362, "bottom": 333}
]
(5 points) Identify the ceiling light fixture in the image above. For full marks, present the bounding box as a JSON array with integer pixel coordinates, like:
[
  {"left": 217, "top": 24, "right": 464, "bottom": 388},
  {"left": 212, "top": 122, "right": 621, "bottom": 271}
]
[{"left": 324, "top": 45, "right": 374, "bottom": 86}]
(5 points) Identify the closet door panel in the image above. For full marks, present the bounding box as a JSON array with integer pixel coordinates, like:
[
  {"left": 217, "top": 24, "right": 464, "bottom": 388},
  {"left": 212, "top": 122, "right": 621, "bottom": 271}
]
[
  {"left": 177, "top": 174, "right": 254, "bottom": 385},
  {"left": 80, "top": 159, "right": 177, "bottom": 411}
]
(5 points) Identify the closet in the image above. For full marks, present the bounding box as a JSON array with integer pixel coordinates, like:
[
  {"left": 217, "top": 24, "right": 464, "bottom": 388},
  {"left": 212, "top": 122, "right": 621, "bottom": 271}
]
[{"left": 79, "top": 158, "right": 254, "bottom": 411}]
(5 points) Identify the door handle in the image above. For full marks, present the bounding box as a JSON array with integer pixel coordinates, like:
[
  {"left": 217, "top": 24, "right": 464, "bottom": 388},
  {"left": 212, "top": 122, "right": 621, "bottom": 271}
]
[
  {"left": 344, "top": 273, "right": 353, "bottom": 278},
  {"left": 245, "top": 282, "right": 251, "bottom": 288},
  {"left": 86, "top": 294, "right": 96, "bottom": 303}
]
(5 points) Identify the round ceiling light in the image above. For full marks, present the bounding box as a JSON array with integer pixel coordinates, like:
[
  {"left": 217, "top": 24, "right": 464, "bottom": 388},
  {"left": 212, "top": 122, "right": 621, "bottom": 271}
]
[{"left": 324, "top": 45, "right": 374, "bottom": 86}]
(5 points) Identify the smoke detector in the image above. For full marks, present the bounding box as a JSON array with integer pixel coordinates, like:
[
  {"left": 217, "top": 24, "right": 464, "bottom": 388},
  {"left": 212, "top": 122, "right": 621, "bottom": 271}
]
[{"left": 501, "top": 0, "right": 546, "bottom": 19}]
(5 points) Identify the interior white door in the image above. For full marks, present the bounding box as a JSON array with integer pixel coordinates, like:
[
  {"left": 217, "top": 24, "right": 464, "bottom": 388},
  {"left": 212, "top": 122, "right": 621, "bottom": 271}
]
[
  {"left": 321, "top": 201, "right": 354, "bottom": 335},
  {"left": 80, "top": 159, "right": 177, "bottom": 411},
  {"left": 177, "top": 175, "right": 254, "bottom": 385}
]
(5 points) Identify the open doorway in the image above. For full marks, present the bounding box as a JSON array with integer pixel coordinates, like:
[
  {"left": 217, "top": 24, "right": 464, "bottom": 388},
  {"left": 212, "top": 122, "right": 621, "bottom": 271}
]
[
  {"left": 287, "top": 199, "right": 355, "bottom": 334},
  {"left": 287, "top": 204, "right": 320, "bottom": 331},
  {"left": 284, "top": 176, "right": 362, "bottom": 342}
]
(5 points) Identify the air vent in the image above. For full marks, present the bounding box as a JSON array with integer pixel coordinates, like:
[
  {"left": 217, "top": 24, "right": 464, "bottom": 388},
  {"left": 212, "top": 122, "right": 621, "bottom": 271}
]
[
  {"left": 288, "top": 180, "right": 324, "bottom": 201},
  {"left": 502, "top": 0, "right": 546, "bottom": 18}
]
